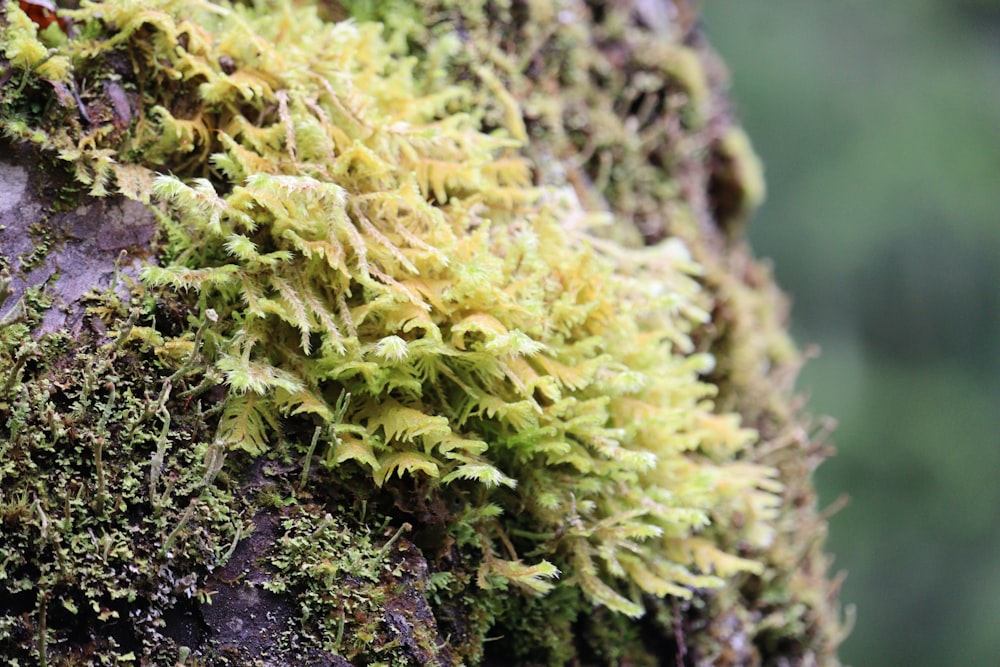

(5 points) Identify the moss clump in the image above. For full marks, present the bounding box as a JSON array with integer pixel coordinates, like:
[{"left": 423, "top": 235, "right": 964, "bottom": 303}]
[
  {"left": 0, "top": 0, "right": 844, "bottom": 663},
  {"left": 0, "top": 289, "right": 245, "bottom": 663}
]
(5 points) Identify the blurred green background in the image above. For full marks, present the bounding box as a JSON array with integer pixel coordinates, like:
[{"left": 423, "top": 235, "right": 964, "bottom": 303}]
[{"left": 701, "top": 1, "right": 1000, "bottom": 665}]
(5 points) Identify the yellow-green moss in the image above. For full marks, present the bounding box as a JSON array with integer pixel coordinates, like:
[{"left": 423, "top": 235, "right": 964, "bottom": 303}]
[{"left": 1, "top": 0, "right": 843, "bottom": 663}]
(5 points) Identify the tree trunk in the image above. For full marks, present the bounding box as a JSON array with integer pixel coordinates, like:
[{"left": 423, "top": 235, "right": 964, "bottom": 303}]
[{"left": 1, "top": 0, "right": 844, "bottom": 665}]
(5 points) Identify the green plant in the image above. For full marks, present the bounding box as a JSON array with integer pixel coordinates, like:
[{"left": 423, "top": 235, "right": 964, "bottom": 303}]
[{"left": 0, "top": 0, "right": 842, "bottom": 662}]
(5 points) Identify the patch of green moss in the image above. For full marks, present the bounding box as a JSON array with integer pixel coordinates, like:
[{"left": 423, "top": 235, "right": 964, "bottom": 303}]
[
  {"left": 0, "top": 0, "right": 844, "bottom": 663},
  {"left": 18, "top": 222, "right": 55, "bottom": 271},
  {"left": 260, "top": 505, "right": 428, "bottom": 662},
  {"left": 0, "top": 289, "right": 248, "bottom": 664},
  {"left": 5, "top": 0, "right": 778, "bottom": 614}
]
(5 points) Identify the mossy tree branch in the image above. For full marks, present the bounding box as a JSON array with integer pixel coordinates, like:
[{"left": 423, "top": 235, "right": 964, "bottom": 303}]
[{"left": 0, "top": 0, "right": 845, "bottom": 664}]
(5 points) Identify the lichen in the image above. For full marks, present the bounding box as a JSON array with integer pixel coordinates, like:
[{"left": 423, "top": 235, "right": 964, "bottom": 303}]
[{"left": 0, "top": 0, "right": 844, "bottom": 664}]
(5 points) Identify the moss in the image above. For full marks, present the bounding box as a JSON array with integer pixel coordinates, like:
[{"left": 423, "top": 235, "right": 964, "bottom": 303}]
[
  {"left": 0, "top": 289, "right": 246, "bottom": 664},
  {"left": 17, "top": 222, "right": 55, "bottom": 271},
  {"left": 0, "top": 0, "right": 844, "bottom": 664}
]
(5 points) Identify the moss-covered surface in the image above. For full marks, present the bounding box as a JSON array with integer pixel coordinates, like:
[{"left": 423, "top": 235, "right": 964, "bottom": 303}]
[{"left": 1, "top": 0, "right": 844, "bottom": 664}]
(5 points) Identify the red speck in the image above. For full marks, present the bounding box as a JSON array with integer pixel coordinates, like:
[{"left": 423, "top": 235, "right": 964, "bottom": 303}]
[{"left": 18, "top": 0, "right": 72, "bottom": 33}]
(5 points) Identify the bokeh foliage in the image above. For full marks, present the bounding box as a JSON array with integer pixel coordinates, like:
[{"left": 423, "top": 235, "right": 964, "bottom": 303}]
[{"left": 703, "top": 0, "right": 1000, "bottom": 664}]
